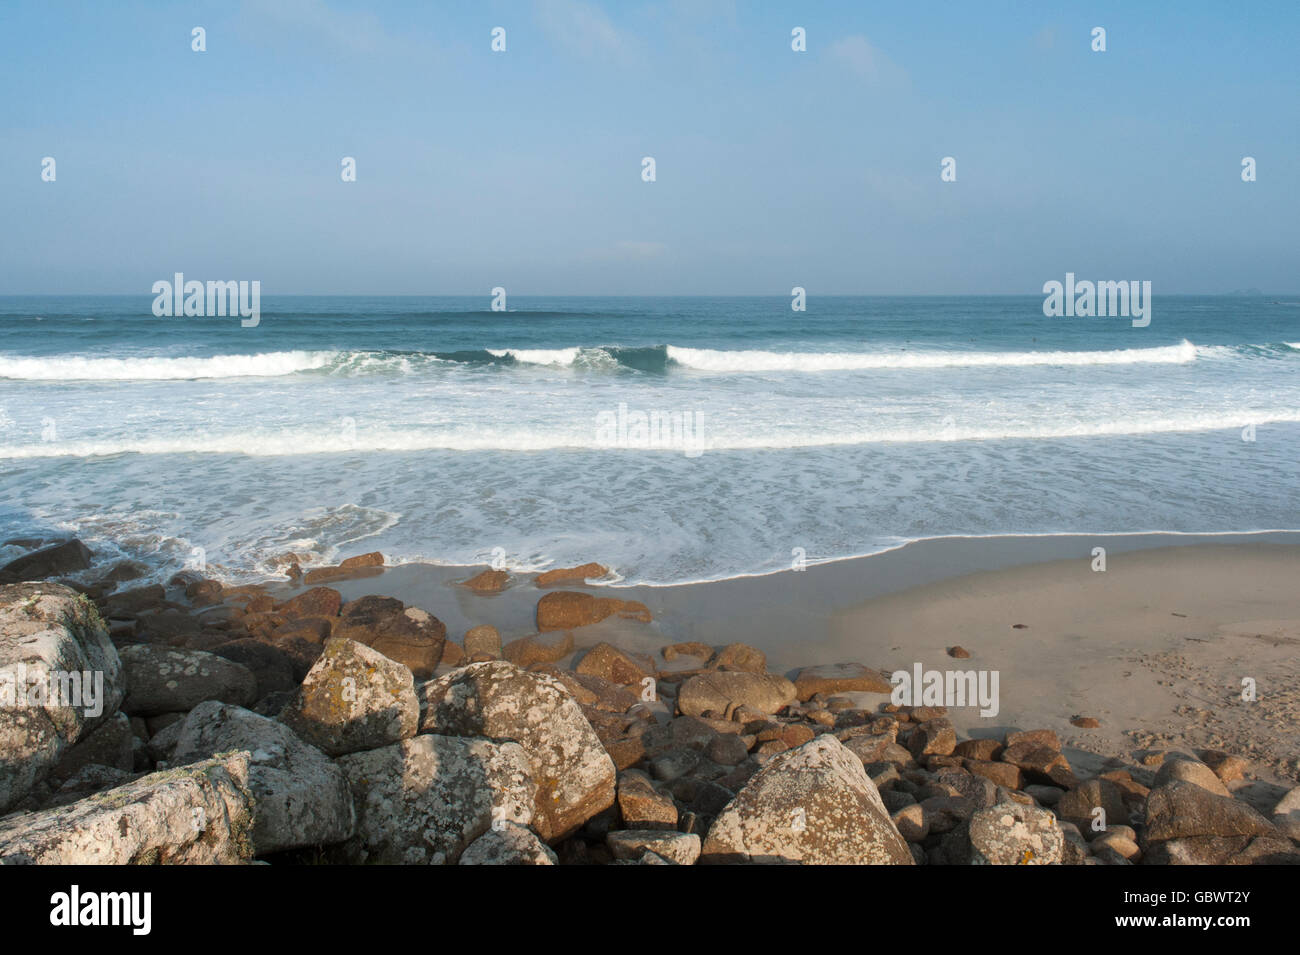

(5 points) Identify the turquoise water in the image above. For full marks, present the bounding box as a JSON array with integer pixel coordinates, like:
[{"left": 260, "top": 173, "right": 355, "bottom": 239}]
[{"left": 0, "top": 295, "right": 1296, "bottom": 584}]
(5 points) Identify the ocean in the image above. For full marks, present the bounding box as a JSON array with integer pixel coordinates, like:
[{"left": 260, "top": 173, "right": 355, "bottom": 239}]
[{"left": 0, "top": 295, "right": 1296, "bottom": 587}]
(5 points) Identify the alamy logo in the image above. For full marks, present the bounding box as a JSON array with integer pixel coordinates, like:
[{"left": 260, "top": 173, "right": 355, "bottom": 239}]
[
  {"left": 1042, "top": 272, "right": 1150, "bottom": 327},
  {"left": 50, "top": 885, "right": 151, "bottom": 935},
  {"left": 890, "top": 662, "right": 1000, "bottom": 717},
  {"left": 595, "top": 402, "right": 707, "bottom": 457},
  {"left": 151, "top": 273, "right": 261, "bottom": 327},
  {"left": 1, "top": 664, "right": 104, "bottom": 717}
]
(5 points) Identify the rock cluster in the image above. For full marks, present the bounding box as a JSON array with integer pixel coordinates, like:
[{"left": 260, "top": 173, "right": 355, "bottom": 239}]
[{"left": 1, "top": 541, "right": 1297, "bottom": 866}]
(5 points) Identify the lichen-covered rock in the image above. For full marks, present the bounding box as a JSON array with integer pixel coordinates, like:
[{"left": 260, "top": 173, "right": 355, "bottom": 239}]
[
  {"left": 119, "top": 645, "right": 256, "bottom": 716},
  {"left": 1, "top": 583, "right": 125, "bottom": 813},
  {"left": 607, "top": 829, "right": 701, "bottom": 865},
  {"left": 418, "top": 661, "right": 616, "bottom": 842},
  {"left": 968, "top": 802, "right": 1064, "bottom": 864},
  {"left": 677, "top": 670, "right": 796, "bottom": 719},
  {"left": 278, "top": 638, "right": 418, "bottom": 757},
  {"left": 172, "top": 702, "right": 355, "bottom": 854},
  {"left": 0, "top": 752, "right": 254, "bottom": 864},
  {"left": 458, "top": 821, "right": 557, "bottom": 865},
  {"left": 332, "top": 596, "right": 446, "bottom": 680},
  {"left": 701, "top": 735, "right": 913, "bottom": 864},
  {"left": 336, "top": 735, "right": 538, "bottom": 864}
]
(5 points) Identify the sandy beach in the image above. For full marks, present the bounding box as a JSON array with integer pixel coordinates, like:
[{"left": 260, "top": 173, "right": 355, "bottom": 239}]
[{"left": 302, "top": 531, "right": 1300, "bottom": 794}]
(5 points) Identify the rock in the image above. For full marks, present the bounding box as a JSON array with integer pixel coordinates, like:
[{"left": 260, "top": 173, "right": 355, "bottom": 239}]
[
  {"left": 502, "top": 631, "right": 574, "bottom": 667},
  {"left": 0, "top": 583, "right": 126, "bottom": 812},
  {"left": 677, "top": 671, "right": 796, "bottom": 719},
  {"left": 1024, "top": 784, "right": 1065, "bottom": 806},
  {"left": 1005, "top": 729, "right": 1060, "bottom": 750},
  {"left": 1070, "top": 716, "right": 1101, "bottom": 729},
  {"left": 0, "top": 540, "right": 92, "bottom": 582},
  {"left": 1198, "top": 749, "right": 1249, "bottom": 784},
  {"left": 791, "top": 663, "right": 892, "bottom": 701},
  {"left": 49, "top": 712, "right": 135, "bottom": 782},
  {"left": 964, "top": 759, "right": 1023, "bottom": 790},
  {"left": 607, "top": 830, "right": 701, "bottom": 865},
  {"left": 1093, "top": 830, "right": 1142, "bottom": 861},
  {"left": 336, "top": 735, "right": 537, "bottom": 864},
  {"left": 661, "top": 641, "right": 713, "bottom": 662},
  {"left": 119, "top": 645, "right": 256, "bottom": 716},
  {"left": 209, "top": 638, "right": 300, "bottom": 699},
  {"left": 463, "top": 569, "right": 509, "bottom": 594},
  {"left": 892, "top": 803, "right": 930, "bottom": 842},
  {"left": 710, "top": 643, "right": 766, "bottom": 673},
  {"left": 278, "top": 637, "right": 419, "bottom": 757},
  {"left": 0, "top": 753, "right": 254, "bottom": 864},
  {"left": 1000, "top": 740, "right": 1076, "bottom": 788},
  {"left": 616, "top": 770, "right": 677, "bottom": 830},
  {"left": 969, "top": 802, "right": 1064, "bottom": 865},
  {"left": 1273, "top": 786, "right": 1300, "bottom": 841},
  {"left": 418, "top": 661, "right": 616, "bottom": 842},
  {"left": 463, "top": 625, "right": 502, "bottom": 659},
  {"left": 276, "top": 587, "right": 342, "bottom": 620},
  {"left": 907, "top": 718, "right": 957, "bottom": 757},
  {"left": 535, "top": 562, "right": 608, "bottom": 588},
  {"left": 576, "top": 642, "right": 655, "bottom": 685},
  {"left": 340, "top": 552, "right": 384, "bottom": 571},
  {"left": 1143, "top": 833, "right": 1300, "bottom": 865},
  {"left": 1056, "top": 778, "right": 1129, "bottom": 835},
  {"left": 332, "top": 596, "right": 446, "bottom": 680},
  {"left": 706, "top": 733, "right": 750, "bottom": 766},
  {"left": 171, "top": 702, "right": 355, "bottom": 854},
  {"left": 701, "top": 735, "right": 913, "bottom": 865},
  {"left": 1144, "top": 780, "right": 1278, "bottom": 843},
  {"left": 1153, "top": 756, "right": 1230, "bottom": 797},
  {"left": 536, "top": 591, "right": 651, "bottom": 631},
  {"left": 458, "top": 821, "right": 557, "bottom": 865},
  {"left": 954, "top": 738, "right": 1003, "bottom": 761},
  {"left": 948, "top": 646, "right": 970, "bottom": 658}
]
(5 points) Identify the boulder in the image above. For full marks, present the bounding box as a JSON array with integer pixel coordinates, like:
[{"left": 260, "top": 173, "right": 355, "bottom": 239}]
[
  {"left": 791, "top": 663, "right": 892, "bottom": 701},
  {"left": 463, "top": 569, "right": 509, "bottom": 594},
  {"left": 1144, "top": 780, "right": 1278, "bottom": 843},
  {"left": 276, "top": 587, "right": 342, "bottom": 620},
  {"left": 502, "top": 631, "right": 574, "bottom": 668},
  {"left": 278, "top": 638, "right": 419, "bottom": 757},
  {"left": 709, "top": 643, "right": 766, "bottom": 673},
  {"left": 463, "top": 625, "right": 502, "bottom": 660},
  {"left": 0, "top": 753, "right": 254, "bottom": 864},
  {"left": 701, "top": 735, "right": 913, "bottom": 864},
  {"left": 119, "top": 645, "right": 256, "bottom": 716},
  {"left": 969, "top": 802, "right": 1064, "bottom": 865},
  {"left": 418, "top": 661, "right": 616, "bottom": 842},
  {"left": 0, "top": 583, "right": 126, "bottom": 812},
  {"left": 1273, "top": 786, "right": 1300, "bottom": 841},
  {"left": 535, "top": 562, "right": 608, "bottom": 588},
  {"left": 576, "top": 642, "right": 655, "bottom": 685},
  {"left": 677, "top": 671, "right": 796, "bottom": 719},
  {"left": 1056, "top": 778, "right": 1129, "bottom": 835},
  {"left": 607, "top": 830, "right": 701, "bottom": 865},
  {"left": 48, "top": 711, "right": 135, "bottom": 782},
  {"left": 172, "top": 702, "right": 355, "bottom": 854},
  {"left": 1153, "top": 756, "right": 1230, "bottom": 797},
  {"left": 0, "top": 540, "right": 92, "bottom": 582},
  {"left": 616, "top": 769, "right": 678, "bottom": 830},
  {"left": 458, "top": 821, "right": 557, "bottom": 865},
  {"left": 333, "top": 597, "right": 446, "bottom": 680},
  {"left": 536, "top": 591, "right": 651, "bottom": 631},
  {"left": 337, "top": 735, "right": 538, "bottom": 864}
]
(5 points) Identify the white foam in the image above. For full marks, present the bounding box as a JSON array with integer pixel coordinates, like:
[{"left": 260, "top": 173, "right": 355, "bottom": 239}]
[
  {"left": 0, "top": 351, "right": 336, "bottom": 381},
  {"left": 486, "top": 347, "right": 582, "bottom": 365},
  {"left": 666, "top": 341, "right": 1199, "bottom": 371},
  {"left": 3, "top": 410, "right": 1297, "bottom": 458}
]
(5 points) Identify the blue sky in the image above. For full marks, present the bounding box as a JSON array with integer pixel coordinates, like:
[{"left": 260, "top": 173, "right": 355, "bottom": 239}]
[{"left": 1, "top": 1, "right": 1297, "bottom": 294}]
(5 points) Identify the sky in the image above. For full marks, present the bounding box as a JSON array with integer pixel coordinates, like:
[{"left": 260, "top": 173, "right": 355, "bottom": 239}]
[{"left": 1, "top": 0, "right": 1297, "bottom": 295}]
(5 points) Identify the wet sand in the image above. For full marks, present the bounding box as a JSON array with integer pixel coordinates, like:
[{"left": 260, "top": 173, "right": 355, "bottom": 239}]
[{"left": 297, "top": 531, "right": 1300, "bottom": 788}]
